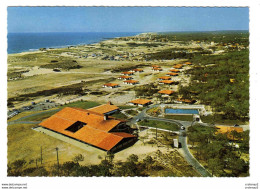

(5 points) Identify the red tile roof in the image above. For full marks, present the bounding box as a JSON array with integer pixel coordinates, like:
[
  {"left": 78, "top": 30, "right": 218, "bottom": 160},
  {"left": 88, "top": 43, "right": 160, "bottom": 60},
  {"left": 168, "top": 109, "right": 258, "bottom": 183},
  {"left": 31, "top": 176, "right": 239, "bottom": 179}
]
[
  {"left": 170, "top": 69, "right": 180, "bottom": 73},
  {"left": 159, "top": 76, "right": 171, "bottom": 80},
  {"left": 39, "top": 106, "right": 136, "bottom": 151},
  {"left": 122, "top": 71, "right": 134, "bottom": 75},
  {"left": 88, "top": 102, "right": 119, "bottom": 115},
  {"left": 118, "top": 76, "right": 133, "bottom": 79},
  {"left": 132, "top": 68, "right": 143, "bottom": 72},
  {"left": 173, "top": 64, "right": 183, "bottom": 69},
  {"left": 158, "top": 90, "right": 175, "bottom": 95},
  {"left": 167, "top": 72, "right": 179, "bottom": 76},
  {"left": 159, "top": 80, "right": 175, "bottom": 84},
  {"left": 123, "top": 80, "right": 139, "bottom": 84},
  {"left": 103, "top": 83, "right": 119, "bottom": 87},
  {"left": 130, "top": 99, "right": 151, "bottom": 105}
]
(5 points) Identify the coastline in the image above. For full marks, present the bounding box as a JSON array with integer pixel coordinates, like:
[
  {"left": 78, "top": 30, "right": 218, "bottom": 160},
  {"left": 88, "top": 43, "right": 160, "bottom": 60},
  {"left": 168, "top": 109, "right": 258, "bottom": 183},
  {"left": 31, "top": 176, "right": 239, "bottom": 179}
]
[{"left": 7, "top": 32, "right": 144, "bottom": 55}]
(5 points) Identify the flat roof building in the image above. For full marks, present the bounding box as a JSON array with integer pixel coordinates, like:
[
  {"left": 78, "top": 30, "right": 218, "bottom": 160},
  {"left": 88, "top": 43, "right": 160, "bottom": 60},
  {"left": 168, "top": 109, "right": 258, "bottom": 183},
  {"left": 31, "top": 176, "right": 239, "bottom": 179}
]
[
  {"left": 118, "top": 75, "right": 133, "bottom": 80},
  {"left": 166, "top": 72, "right": 179, "bottom": 76},
  {"left": 159, "top": 80, "right": 175, "bottom": 85},
  {"left": 103, "top": 83, "right": 120, "bottom": 88},
  {"left": 129, "top": 99, "right": 152, "bottom": 107},
  {"left": 132, "top": 68, "right": 144, "bottom": 73},
  {"left": 158, "top": 76, "right": 171, "bottom": 80},
  {"left": 158, "top": 90, "right": 175, "bottom": 95},
  {"left": 121, "top": 71, "right": 134, "bottom": 76},
  {"left": 123, "top": 80, "right": 139, "bottom": 85},
  {"left": 170, "top": 69, "right": 180, "bottom": 73},
  {"left": 152, "top": 67, "right": 163, "bottom": 71}
]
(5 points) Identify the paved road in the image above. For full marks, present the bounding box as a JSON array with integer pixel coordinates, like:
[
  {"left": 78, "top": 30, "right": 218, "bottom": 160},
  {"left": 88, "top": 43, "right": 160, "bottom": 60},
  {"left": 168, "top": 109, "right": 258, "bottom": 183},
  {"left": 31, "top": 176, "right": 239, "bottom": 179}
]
[
  {"left": 8, "top": 104, "right": 212, "bottom": 176},
  {"left": 8, "top": 121, "right": 41, "bottom": 125},
  {"left": 131, "top": 105, "right": 212, "bottom": 177},
  {"left": 7, "top": 109, "right": 60, "bottom": 125},
  {"left": 178, "top": 131, "right": 212, "bottom": 177}
]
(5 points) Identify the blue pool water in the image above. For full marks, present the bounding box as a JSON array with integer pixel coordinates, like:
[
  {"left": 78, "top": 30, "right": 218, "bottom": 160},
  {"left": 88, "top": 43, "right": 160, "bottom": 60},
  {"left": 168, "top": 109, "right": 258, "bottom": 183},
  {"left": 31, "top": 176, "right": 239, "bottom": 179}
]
[{"left": 165, "top": 108, "right": 199, "bottom": 114}]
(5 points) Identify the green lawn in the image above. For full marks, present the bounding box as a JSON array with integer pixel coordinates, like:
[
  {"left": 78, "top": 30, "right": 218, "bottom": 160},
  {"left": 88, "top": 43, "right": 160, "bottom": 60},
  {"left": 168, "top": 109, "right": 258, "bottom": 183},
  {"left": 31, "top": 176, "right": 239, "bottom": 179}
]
[
  {"left": 21, "top": 110, "right": 60, "bottom": 121},
  {"left": 125, "top": 109, "right": 139, "bottom": 116},
  {"left": 139, "top": 120, "right": 179, "bottom": 131},
  {"left": 164, "top": 115, "right": 193, "bottom": 121},
  {"left": 61, "top": 101, "right": 100, "bottom": 109},
  {"left": 111, "top": 112, "right": 128, "bottom": 119},
  {"left": 118, "top": 105, "right": 135, "bottom": 109}
]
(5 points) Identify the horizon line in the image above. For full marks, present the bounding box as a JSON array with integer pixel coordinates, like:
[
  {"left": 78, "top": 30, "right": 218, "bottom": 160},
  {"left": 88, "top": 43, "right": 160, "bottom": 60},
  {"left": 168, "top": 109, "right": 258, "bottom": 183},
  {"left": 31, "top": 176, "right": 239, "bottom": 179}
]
[{"left": 8, "top": 29, "right": 249, "bottom": 34}]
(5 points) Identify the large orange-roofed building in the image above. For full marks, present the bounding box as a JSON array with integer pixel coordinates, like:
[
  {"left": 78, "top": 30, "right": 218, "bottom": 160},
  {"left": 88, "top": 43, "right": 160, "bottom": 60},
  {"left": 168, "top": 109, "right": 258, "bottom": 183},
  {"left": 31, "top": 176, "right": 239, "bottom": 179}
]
[{"left": 38, "top": 102, "right": 137, "bottom": 153}]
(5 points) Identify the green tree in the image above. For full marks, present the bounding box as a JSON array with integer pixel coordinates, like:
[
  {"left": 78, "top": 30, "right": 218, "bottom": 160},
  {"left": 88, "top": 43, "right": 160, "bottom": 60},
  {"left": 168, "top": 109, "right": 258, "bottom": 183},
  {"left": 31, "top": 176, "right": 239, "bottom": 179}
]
[
  {"left": 127, "top": 154, "right": 139, "bottom": 163},
  {"left": 208, "top": 158, "right": 224, "bottom": 176},
  {"left": 73, "top": 154, "right": 84, "bottom": 163}
]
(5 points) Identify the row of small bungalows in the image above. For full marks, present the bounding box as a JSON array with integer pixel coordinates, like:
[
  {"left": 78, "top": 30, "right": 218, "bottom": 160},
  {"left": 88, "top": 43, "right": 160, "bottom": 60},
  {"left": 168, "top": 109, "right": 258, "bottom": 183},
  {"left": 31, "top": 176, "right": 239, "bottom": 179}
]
[
  {"left": 151, "top": 65, "right": 163, "bottom": 71},
  {"left": 103, "top": 69, "right": 143, "bottom": 88},
  {"left": 103, "top": 80, "right": 139, "bottom": 88}
]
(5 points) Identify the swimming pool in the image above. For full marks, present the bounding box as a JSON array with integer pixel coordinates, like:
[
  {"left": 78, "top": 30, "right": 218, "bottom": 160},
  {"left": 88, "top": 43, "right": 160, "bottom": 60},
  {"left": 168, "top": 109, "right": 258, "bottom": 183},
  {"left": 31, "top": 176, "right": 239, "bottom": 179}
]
[{"left": 165, "top": 108, "right": 199, "bottom": 114}]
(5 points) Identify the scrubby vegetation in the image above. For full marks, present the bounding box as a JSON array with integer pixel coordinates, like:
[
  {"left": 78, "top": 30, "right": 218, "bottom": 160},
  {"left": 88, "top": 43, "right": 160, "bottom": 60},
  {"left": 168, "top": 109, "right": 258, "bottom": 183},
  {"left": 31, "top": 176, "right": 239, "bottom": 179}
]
[
  {"left": 134, "top": 83, "right": 159, "bottom": 98},
  {"left": 8, "top": 151, "right": 199, "bottom": 177},
  {"left": 8, "top": 78, "right": 115, "bottom": 106},
  {"left": 157, "top": 31, "right": 249, "bottom": 46},
  {"left": 179, "top": 49, "right": 249, "bottom": 121},
  {"left": 40, "top": 59, "right": 82, "bottom": 70},
  {"left": 146, "top": 48, "right": 212, "bottom": 61},
  {"left": 187, "top": 125, "right": 249, "bottom": 177}
]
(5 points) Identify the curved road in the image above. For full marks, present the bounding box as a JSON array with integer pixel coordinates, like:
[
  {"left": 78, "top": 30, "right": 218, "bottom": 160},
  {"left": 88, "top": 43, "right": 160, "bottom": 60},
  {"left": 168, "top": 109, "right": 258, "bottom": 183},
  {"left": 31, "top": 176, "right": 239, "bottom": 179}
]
[
  {"left": 8, "top": 104, "right": 211, "bottom": 176},
  {"left": 8, "top": 109, "right": 60, "bottom": 125},
  {"left": 130, "top": 106, "right": 212, "bottom": 177}
]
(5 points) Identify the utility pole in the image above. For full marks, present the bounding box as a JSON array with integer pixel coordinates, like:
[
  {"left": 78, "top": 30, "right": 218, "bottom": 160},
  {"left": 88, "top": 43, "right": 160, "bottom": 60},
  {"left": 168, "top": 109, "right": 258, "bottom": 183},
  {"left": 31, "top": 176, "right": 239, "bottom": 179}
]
[
  {"left": 55, "top": 147, "right": 59, "bottom": 176},
  {"left": 36, "top": 159, "right": 38, "bottom": 168}
]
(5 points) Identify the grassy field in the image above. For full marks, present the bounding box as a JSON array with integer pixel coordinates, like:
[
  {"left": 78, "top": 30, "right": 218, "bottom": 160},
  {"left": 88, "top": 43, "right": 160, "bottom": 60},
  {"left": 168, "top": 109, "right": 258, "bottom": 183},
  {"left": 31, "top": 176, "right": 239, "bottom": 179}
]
[
  {"left": 7, "top": 123, "right": 106, "bottom": 166},
  {"left": 110, "top": 112, "right": 128, "bottom": 119},
  {"left": 164, "top": 114, "right": 193, "bottom": 121},
  {"left": 139, "top": 120, "right": 179, "bottom": 131},
  {"left": 125, "top": 109, "right": 139, "bottom": 116},
  {"left": 20, "top": 110, "right": 60, "bottom": 121},
  {"left": 118, "top": 105, "right": 135, "bottom": 109},
  {"left": 61, "top": 100, "right": 100, "bottom": 109}
]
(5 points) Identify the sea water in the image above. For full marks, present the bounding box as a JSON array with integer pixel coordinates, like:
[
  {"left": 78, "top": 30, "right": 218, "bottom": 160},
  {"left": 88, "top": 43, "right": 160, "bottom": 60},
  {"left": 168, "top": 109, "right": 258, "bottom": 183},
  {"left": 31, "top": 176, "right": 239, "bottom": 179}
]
[{"left": 7, "top": 32, "right": 140, "bottom": 54}]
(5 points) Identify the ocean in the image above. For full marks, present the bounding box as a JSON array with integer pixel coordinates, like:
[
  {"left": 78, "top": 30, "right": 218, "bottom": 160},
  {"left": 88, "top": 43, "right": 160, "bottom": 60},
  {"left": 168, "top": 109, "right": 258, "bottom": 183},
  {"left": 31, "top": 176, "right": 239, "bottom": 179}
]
[{"left": 7, "top": 32, "right": 140, "bottom": 54}]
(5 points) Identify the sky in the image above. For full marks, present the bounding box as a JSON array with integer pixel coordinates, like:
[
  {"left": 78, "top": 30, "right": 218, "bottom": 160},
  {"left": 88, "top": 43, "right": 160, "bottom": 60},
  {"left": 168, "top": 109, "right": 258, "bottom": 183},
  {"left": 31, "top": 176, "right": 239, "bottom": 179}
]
[{"left": 7, "top": 7, "right": 249, "bottom": 33}]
